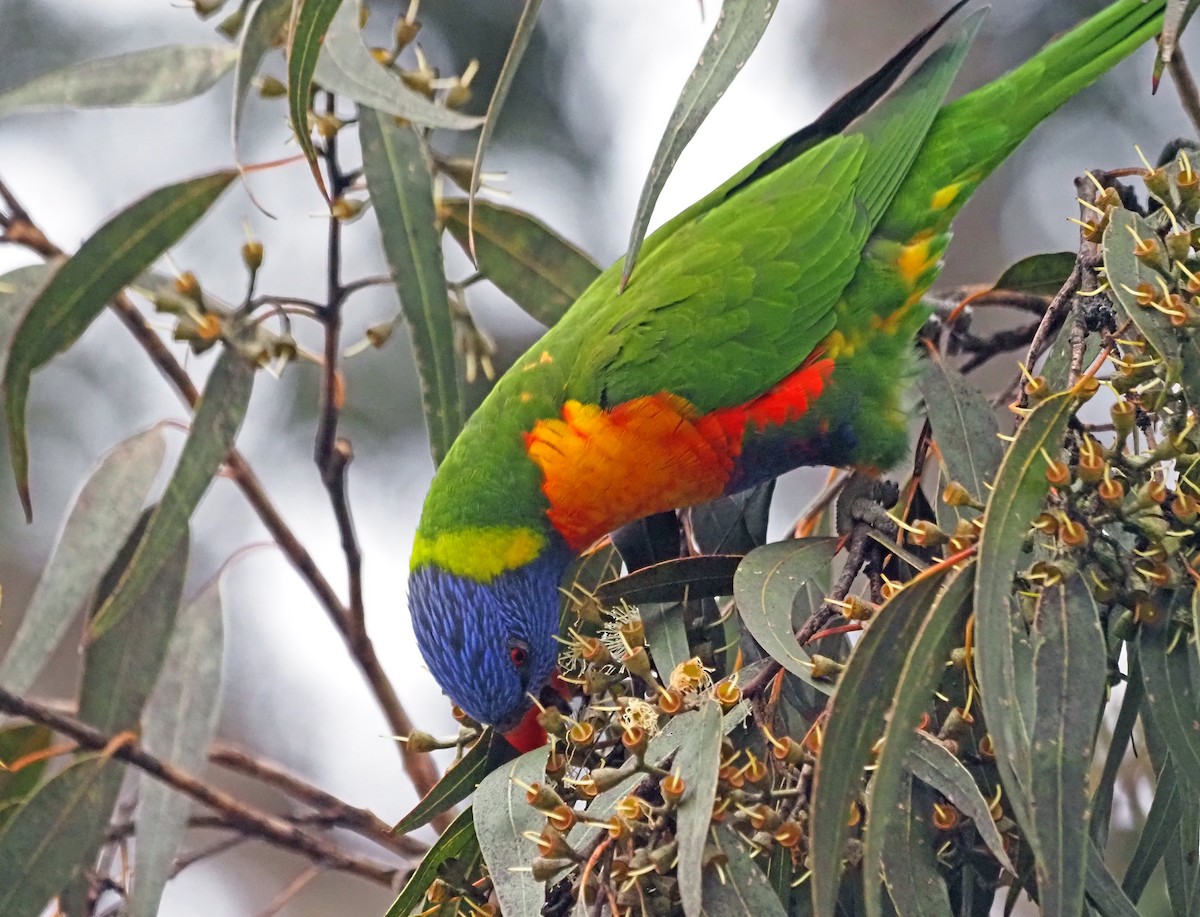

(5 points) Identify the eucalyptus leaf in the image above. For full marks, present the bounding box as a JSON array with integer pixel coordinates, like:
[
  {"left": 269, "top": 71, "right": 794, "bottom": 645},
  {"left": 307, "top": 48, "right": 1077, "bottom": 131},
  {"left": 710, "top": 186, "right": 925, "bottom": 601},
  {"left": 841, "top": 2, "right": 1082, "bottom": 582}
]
[
  {"left": 1103, "top": 208, "right": 1181, "bottom": 377},
  {"left": 130, "top": 576, "right": 226, "bottom": 917},
  {"left": 314, "top": 1, "right": 482, "bottom": 130},
  {"left": 733, "top": 537, "right": 838, "bottom": 694},
  {"left": 0, "top": 756, "right": 116, "bottom": 917},
  {"left": 392, "top": 730, "right": 517, "bottom": 835},
  {"left": 863, "top": 564, "right": 976, "bottom": 917},
  {"left": 0, "top": 45, "right": 236, "bottom": 120},
  {"left": 0, "top": 428, "right": 165, "bottom": 695},
  {"left": 1121, "top": 757, "right": 1179, "bottom": 902},
  {"left": 595, "top": 555, "right": 742, "bottom": 606},
  {"left": 641, "top": 601, "right": 692, "bottom": 677},
  {"left": 811, "top": 565, "right": 951, "bottom": 917},
  {"left": 232, "top": 0, "right": 291, "bottom": 154},
  {"left": 3, "top": 169, "right": 236, "bottom": 520},
  {"left": 0, "top": 726, "right": 52, "bottom": 804},
  {"left": 700, "top": 824, "right": 788, "bottom": 917},
  {"left": 973, "top": 390, "right": 1078, "bottom": 840},
  {"left": 621, "top": 0, "right": 779, "bottom": 287},
  {"left": 286, "top": 0, "right": 342, "bottom": 191},
  {"left": 1028, "top": 573, "right": 1107, "bottom": 917},
  {"left": 360, "top": 105, "right": 464, "bottom": 466},
  {"left": 384, "top": 808, "right": 478, "bottom": 917},
  {"left": 676, "top": 701, "right": 723, "bottom": 917},
  {"left": 1138, "top": 616, "right": 1200, "bottom": 796},
  {"left": 1086, "top": 840, "right": 1142, "bottom": 917},
  {"left": 992, "top": 251, "right": 1076, "bottom": 296},
  {"left": 89, "top": 348, "right": 254, "bottom": 639},
  {"left": 442, "top": 198, "right": 599, "bottom": 327},
  {"left": 879, "top": 772, "right": 953, "bottom": 917},
  {"left": 474, "top": 746, "right": 548, "bottom": 917}
]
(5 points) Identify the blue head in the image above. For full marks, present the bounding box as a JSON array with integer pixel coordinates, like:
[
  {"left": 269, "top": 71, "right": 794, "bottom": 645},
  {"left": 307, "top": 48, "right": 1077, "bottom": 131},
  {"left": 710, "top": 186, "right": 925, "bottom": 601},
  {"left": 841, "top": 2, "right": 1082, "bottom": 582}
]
[{"left": 408, "top": 546, "right": 569, "bottom": 729}]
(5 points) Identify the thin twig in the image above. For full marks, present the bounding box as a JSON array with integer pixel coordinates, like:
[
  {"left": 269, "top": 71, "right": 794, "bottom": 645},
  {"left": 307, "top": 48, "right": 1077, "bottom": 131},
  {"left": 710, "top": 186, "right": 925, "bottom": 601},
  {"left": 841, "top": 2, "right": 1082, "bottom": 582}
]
[
  {"left": 250, "top": 865, "right": 326, "bottom": 917},
  {"left": 209, "top": 742, "right": 425, "bottom": 857},
  {"left": 0, "top": 687, "right": 400, "bottom": 887},
  {"left": 1169, "top": 47, "right": 1200, "bottom": 137},
  {"left": 0, "top": 174, "right": 443, "bottom": 811}
]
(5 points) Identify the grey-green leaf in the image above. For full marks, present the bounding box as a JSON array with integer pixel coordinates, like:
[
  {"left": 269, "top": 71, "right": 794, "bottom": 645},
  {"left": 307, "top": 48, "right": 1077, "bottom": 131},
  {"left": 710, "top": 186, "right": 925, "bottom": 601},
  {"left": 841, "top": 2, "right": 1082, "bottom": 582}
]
[
  {"left": 314, "top": 1, "right": 482, "bottom": 130},
  {"left": 918, "top": 351, "right": 1002, "bottom": 526},
  {"left": 1086, "top": 839, "right": 1143, "bottom": 917},
  {"left": 384, "top": 808, "right": 478, "bottom": 917},
  {"left": 879, "top": 772, "right": 953, "bottom": 917},
  {"left": 286, "top": 0, "right": 342, "bottom": 191},
  {"left": 734, "top": 537, "right": 838, "bottom": 695},
  {"left": 1138, "top": 616, "right": 1200, "bottom": 796},
  {"left": 3, "top": 169, "right": 236, "bottom": 520},
  {"left": 360, "top": 106, "right": 464, "bottom": 465},
  {"left": 0, "top": 264, "right": 57, "bottom": 367},
  {"left": 130, "top": 576, "right": 226, "bottom": 917},
  {"left": 863, "top": 564, "right": 975, "bottom": 917},
  {"left": 0, "top": 45, "right": 237, "bottom": 119},
  {"left": 620, "top": 0, "right": 779, "bottom": 287},
  {"left": 89, "top": 347, "right": 254, "bottom": 639},
  {"left": 0, "top": 756, "right": 117, "bottom": 917},
  {"left": 442, "top": 199, "right": 599, "bottom": 327},
  {"left": 0, "top": 428, "right": 166, "bottom": 695},
  {"left": 973, "top": 389, "right": 1078, "bottom": 840},
  {"left": 474, "top": 746, "right": 548, "bottom": 917},
  {"left": 992, "top": 251, "right": 1076, "bottom": 296},
  {"left": 1029, "top": 573, "right": 1107, "bottom": 917},
  {"left": 232, "top": 0, "right": 292, "bottom": 155},
  {"left": 468, "top": 0, "right": 544, "bottom": 256},
  {"left": 811, "top": 565, "right": 951, "bottom": 917},
  {"left": 700, "top": 824, "right": 789, "bottom": 917},
  {"left": 906, "top": 733, "right": 1014, "bottom": 873},
  {"left": 1104, "top": 208, "right": 1181, "bottom": 376},
  {"left": 677, "top": 701, "right": 723, "bottom": 917}
]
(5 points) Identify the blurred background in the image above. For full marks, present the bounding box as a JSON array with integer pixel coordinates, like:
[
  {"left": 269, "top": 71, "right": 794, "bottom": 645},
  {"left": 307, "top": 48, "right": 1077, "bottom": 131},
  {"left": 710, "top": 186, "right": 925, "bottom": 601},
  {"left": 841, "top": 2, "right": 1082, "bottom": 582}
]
[{"left": 0, "top": 0, "right": 1189, "bottom": 913}]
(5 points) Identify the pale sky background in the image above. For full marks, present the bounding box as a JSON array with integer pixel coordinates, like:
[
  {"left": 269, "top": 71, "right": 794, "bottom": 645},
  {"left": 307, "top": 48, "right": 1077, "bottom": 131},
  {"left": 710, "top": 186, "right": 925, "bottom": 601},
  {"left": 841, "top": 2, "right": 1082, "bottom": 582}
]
[{"left": 0, "top": 0, "right": 1188, "bottom": 913}]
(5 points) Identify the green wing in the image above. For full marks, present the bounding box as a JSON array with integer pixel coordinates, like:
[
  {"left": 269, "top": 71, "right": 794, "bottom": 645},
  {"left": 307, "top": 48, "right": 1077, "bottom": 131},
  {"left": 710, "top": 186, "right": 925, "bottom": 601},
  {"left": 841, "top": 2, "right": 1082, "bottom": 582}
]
[{"left": 567, "top": 15, "right": 982, "bottom": 413}]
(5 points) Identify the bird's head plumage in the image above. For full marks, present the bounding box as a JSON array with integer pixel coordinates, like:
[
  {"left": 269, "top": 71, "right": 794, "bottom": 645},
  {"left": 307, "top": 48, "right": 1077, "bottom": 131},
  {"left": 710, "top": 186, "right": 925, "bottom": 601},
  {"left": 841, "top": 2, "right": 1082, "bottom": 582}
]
[{"left": 408, "top": 543, "right": 568, "bottom": 729}]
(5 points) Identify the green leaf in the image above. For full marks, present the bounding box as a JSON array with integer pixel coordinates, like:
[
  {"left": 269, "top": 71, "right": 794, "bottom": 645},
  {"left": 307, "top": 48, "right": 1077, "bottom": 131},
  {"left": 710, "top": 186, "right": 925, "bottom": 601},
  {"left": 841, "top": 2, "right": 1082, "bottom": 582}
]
[
  {"left": 442, "top": 199, "right": 599, "bottom": 327},
  {"left": 1091, "top": 659, "right": 1144, "bottom": 846},
  {"left": 0, "top": 428, "right": 166, "bottom": 695},
  {"left": 360, "top": 106, "right": 464, "bottom": 466},
  {"left": 468, "top": 0, "right": 544, "bottom": 254},
  {"left": 0, "top": 756, "right": 116, "bottom": 917},
  {"left": 596, "top": 555, "right": 742, "bottom": 606},
  {"left": 89, "top": 346, "right": 254, "bottom": 639},
  {"left": 862, "top": 564, "right": 975, "bottom": 917},
  {"left": 906, "top": 733, "right": 1013, "bottom": 873},
  {"left": 878, "top": 773, "right": 953, "bottom": 917},
  {"left": 232, "top": 0, "right": 292, "bottom": 156},
  {"left": 676, "top": 701, "right": 723, "bottom": 917},
  {"left": 620, "top": 0, "right": 778, "bottom": 287},
  {"left": 392, "top": 730, "right": 517, "bottom": 835},
  {"left": 474, "top": 746, "right": 548, "bottom": 917},
  {"left": 973, "top": 389, "right": 1078, "bottom": 839},
  {"left": 1086, "top": 840, "right": 1142, "bottom": 917},
  {"left": 811, "top": 565, "right": 951, "bottom": 917},
  {"left": 1121, "top": 757, "right": 1179, "bottom": 902},
  {"left": 0, "top": 45, "right": 236, "bottom": 119},
  {"left": 384, "top": 807, "right": 478, "bottom": 917},
  {"left": 80, "top": 519, "right": 191, "bottom": 734},
  {"left": 1028, "top": 572, "right": 1107, "bottom": 917},
  {"left": 286, "top": 0, "right": 342, "bottom": 193},
  {"left": 130, "top": 576, "right": 226, "bottom": 917},
  {"left": 641, "top": 601, "right": 692, "bottom": 677},
  {"left": 733, "top": 537, "right": 838, "bottom": 695},
  {"left": 0, "top": 726, "right": 53, "bottom": 803},
  {"left": 1103, "top": 208, "right": 1181, "bottom": 377},
  {"left": 314, "top": 1, "right": 482, "bottom": 130},
  {"left": 992, "top": 252, "right": 1076, "bottom": 296},
  {"left": 0, "top": 264, "right": 57, "bottom": 362},
  {"left": 3, "top": 169, "right": 236, "bottom": 520},
  {"left": 688, "top": 483, "right": 774, "bottom": 556},
  {"left": 917, "top": 351, "right": 1002, "bottom": 525},
  {"left": 700, "top": 824, "right": 788, "bottom": 917},
  {"left": 1138, "top": 616, "right": 1200, "bottom": 796}
]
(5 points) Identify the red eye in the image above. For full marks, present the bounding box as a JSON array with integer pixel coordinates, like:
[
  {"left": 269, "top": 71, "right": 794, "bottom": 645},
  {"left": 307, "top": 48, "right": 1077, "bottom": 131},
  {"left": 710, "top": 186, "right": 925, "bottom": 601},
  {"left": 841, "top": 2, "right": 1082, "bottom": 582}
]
[{"left": 509, "top": 640, "right": 530, "bottom": 668}]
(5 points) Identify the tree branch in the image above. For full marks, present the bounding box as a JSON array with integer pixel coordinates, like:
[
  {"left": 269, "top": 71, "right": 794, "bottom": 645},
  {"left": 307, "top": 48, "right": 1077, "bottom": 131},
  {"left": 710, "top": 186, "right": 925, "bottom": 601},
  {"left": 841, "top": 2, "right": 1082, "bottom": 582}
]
[{"left": 0, "top": 684, "right": 400, "bottom": 887}]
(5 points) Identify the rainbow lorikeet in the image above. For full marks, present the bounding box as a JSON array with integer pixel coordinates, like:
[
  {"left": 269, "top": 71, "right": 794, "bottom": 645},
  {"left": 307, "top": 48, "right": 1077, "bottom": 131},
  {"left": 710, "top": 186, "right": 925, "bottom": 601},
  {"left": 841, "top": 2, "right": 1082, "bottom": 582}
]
[{"left": 409, "top": 0, "right": 1164, "bottom": 729}]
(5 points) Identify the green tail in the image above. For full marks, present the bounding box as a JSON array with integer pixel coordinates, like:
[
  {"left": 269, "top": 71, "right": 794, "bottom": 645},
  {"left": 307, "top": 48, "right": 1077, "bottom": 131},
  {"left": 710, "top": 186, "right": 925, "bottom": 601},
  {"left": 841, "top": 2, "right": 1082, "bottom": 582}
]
[{"left": 881, "top": 0, "right": 1166, "bottom": 240}]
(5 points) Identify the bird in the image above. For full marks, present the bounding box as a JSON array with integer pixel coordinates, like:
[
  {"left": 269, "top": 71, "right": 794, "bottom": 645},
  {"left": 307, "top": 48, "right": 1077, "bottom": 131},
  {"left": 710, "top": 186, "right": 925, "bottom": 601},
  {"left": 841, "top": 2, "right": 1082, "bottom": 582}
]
[{"left": 408, "top": 0, "right": 1165, "bottom": 731}]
